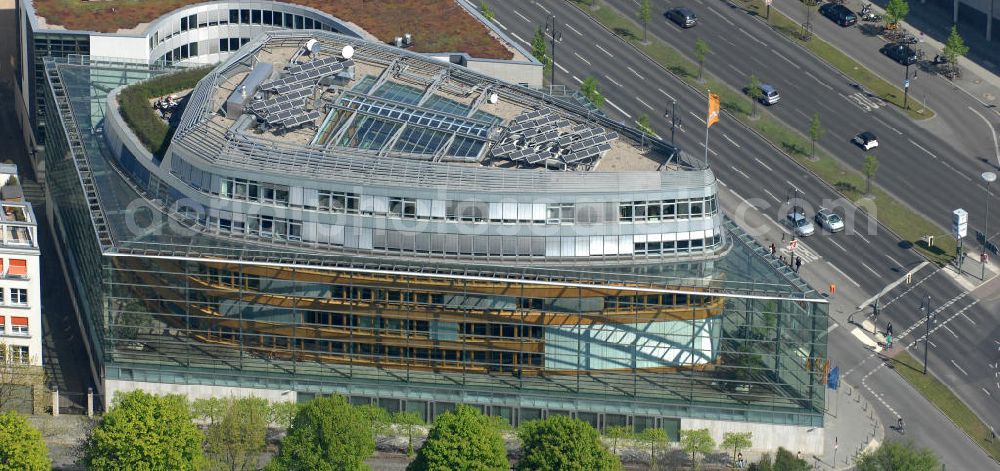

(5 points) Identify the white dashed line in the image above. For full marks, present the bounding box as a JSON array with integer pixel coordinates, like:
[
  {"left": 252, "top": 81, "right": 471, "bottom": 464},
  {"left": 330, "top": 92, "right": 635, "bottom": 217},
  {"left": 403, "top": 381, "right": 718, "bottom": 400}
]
[
  {"left": 658, "top": 88, "right": 675, "bottom": 101},
  {"left": 942, "top": 324, "right": 959, "bottom": 338},
  {"left": 730, "top": 189, "right": 757, "bottom": 210},
  {"left": 730, "top": 165, "right": 750, "bottom": 179},
  {"left": 871, "top": 115, "right": 902, "bottom": 135},
  {"left": 513, "top": 10, "right": 531, "bottom": 23},
  {"left": 727, "top": 64, "right": 746, "bottom": 77},
  {"left": 951, "top": 359, "right": 968, "bottom": 375},
  {"left": 637, "top": 98, "right": 654, "bottom": 111},
  {"left": 754, "top": 157, "right": 772, "bottom": 172},
  {"left": 494, "top": 20, "right": 508, "bottom": 31},
  {"left": 723, "top": 134, "right": 741, "bottom": 148},
  {"left": 909, "top": 139, "right": 938, "bottom": 159},
  {"left": 565, "top": 23, "right": 583, "bottom": 36},
  {"left": 627, "top": 67, "right": 645, "bottom": 80},
  {"left": 983, "top": 387, "right": 992, "bottom": 396},
  {"left": 786, "top": 181, "right": 805, "bottom": 197},
  {"left": 861, "top": 262, "right": 881, "bottom": 277},
  {"left": 739, "top": 27, "right": 766, "bottom": 45},
  {"left": 573, "top": 52, "right": 591, "bottom": 66},
  {"left": 572, "top": 75, "right": 583, "bottom": 84},
  {"left": 718, "top": 179, "right": 728, "bottom": 187},
  {"left": 762, "top": 189, "right": 780, "bottom": 202},
  {"left": 884, "top": 253, "right": 903, "bottom": 269},
  {"left": 771, "top": 49, "right": 800, "bottom": 69},
  {"left": 595, "top": 44, "right": 614, "bottom": 57},
  {"left": 605, "top": 99, "right": 632, "bottom": 119},
  {"left": 554, "top": 61, "right": 569, "bottom": 74},
  {"left": 829, "top": 262, "right": 861, "bottom": 287},
  {"left": 829, "top": 238, "right": 848, "bottom": 252},
  {"left": 804, "top": 71, "right": 834, "bottom": 90},
  {"left": 689, "top": 111, "right": 706, "bottom": 125},
  {"left": 604, "top": 74, "right": 623, "bottom": 87},
  {"left": 509, "top": 32, "right": 529, "bottom": 46},
  {"left": 706, "top": 6, "right": 736, "bottom": 26},
  {"left": 942, "top": 161, "right": 973, "bottom": 181},
  {"left": 534, "top": 1, "right": 551, "bottom": 14}
]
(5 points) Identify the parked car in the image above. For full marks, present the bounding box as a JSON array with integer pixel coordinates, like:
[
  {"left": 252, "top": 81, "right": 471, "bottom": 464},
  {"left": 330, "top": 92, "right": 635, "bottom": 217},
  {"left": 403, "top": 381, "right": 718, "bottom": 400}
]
[
  {"left": 814, "top": 208, "right": 845, "bottom": 232},
  {"left": 819, "top": 3, "right": 858, "bottom": 26},
  {"left": 853, "top": 131, "right": 879, "bottom": 150},
  {"left": 880, "top": 43, "right": 918, "bottom": 65},
  {"left": 786, "top": 211, "right": 816, "bottom": 237},
  {"left": 666, "top": 8, "right": 697, "bottom": 28}
]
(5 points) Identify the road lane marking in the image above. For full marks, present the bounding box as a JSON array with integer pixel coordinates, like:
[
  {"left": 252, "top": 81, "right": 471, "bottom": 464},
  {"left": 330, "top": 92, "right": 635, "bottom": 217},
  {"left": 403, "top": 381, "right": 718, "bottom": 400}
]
[
  {"left": 942, "top": 324, "right": 959, "bottom": 338},
  {"left": 830, "top": 261, "right": 862, "bottom": 287},
  {"left": 827, "top": 322, "right": 839, "bottom": 333},
  {"left": 771, "top": 49, "right": 800, "bottom": 69},
  {"left": 658, "top": 88, "right": 675, "bottom": 101},
  {"left": 727, "top": 64, "right": 746, "bottom": 77},
  {"left": 534, "top": 1, "right": 551, "bottom": 14},
  {"left": 871, "top": 115, "right": 902, "bottom": 134},
  {"left": 701, "top": 143, "right": 719, "bottom": 156},
  {"left": 637, "top": 98, "right": 654, "bottom": 111},
  {"left": 786, "top": 180, "right": 805, "bottom": 196},
  {"left": 884, "top": 253, "right": 903, "bottom": 269},
  {"left": 739, "top": 27, "right": 766, "bottom": 45},
  {"left": 961, "top": 311, "right": 977, "bottom": 325},
  {"left": 861, "top": 262, "right": 881, "bottom": 277},
  {"left": 572, "top": 75, "right": 582, "bottom": 84},
  {"left": 854, "top": 232, "right": 871, "bottom": 245},
  {"left": 969, "top": 106, "right": 1000, "bottom": 167},
  {"left": 951, "top": 359, "right": 968, "bottom": 375},
  {"left": 605, "top": 99, "right": 632, "bottom": 118},
  {"left": 627, "top": 67, "right": 645, "bottom": 80},
  {"left": 494, "top": 20, "right": 508, "bottom": 31},
  {"left": 857, "top": 261, "right": 931, "bottom": 310},
  {"left": 942, "top": 161, "right": 973, "bottom": 181},
  {"left": 794, "top": 109, "right": 810, "bottom": 120},
  {"left": 763, "top": 189, "right": 779, "bottom": 202},
  {"left": 730, "top": 165, "right": 750, "bottom": 179},
  {"left": 554, "top": 61, "right": 569, "bottom": 74},
  {"left": 723, "top": 134, "right": 741, "bottom": 148},
  {"left": 604, "top": 74, "right": 622, "bottom": 87},
  {"left": 754, "top": 157, "right": 772, "bottom": 172},
  {"left": 804, "top": 71, "right": 834, "bottom": 90},
  {"left": 513, "top": 10, "right": 531, "bottom": 23},
  {"left": 565, "top": 23, "right": 583, "bottom": 36},
  {"left": 689, "top": 111, "right": 706, "bottom": 125},
  {"left": 595, "top": 44, "right": 614, "bottom": 57},
  {"left": 909, "top": 139, "right": 937, "bottom": 159},
  {"left": 730, "top": 189, "right": 757, "bottom": 210},
  {"left": 983, "top": 387, "right": 992, "bottom": 396},
  {"left": 829, "top": 238, "right": 848, "bottom": 252},
  {"left": 718, "top": 179, "right": 728, "bottom": 187},
  {"left": 510, "top": 32, "right": 529, "bottom": 46},
  {"left": 706, "top": 6, "right": 736, "bottom": 26},
  {"left": 573, "top": 52, "right": 591, "bottom": 66}
]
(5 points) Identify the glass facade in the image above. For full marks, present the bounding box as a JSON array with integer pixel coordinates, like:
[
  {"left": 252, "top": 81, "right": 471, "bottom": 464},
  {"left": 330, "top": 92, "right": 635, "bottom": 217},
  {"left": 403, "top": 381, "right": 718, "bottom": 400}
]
[{"left": 44, "top": 56, "right": 827, "bottom": 430}]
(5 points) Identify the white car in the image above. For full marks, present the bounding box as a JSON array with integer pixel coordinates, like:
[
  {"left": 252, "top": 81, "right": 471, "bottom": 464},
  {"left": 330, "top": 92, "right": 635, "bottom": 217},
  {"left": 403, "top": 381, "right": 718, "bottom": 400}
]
[
  {"left": 853, "top": 131, "right": 878, "bottom": 150},
  {"left": 786, "top": 211, "right": 815, "bottom": 237}
]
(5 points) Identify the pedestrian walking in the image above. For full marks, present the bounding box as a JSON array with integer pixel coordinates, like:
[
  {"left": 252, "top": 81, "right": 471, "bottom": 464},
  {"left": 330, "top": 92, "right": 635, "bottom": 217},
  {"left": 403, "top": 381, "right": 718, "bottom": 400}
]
[
  {"left": 795, "top": 256, "right": 802, "bottom": 272},
  {"left": 886, "top": 321, "right": 893, "bottom": 337},
  {"left": 769, "top": 243, "right": 776, "bottom": 256},
  {"left": 886, "top": 333, "right": 892, "bottom": 349}
]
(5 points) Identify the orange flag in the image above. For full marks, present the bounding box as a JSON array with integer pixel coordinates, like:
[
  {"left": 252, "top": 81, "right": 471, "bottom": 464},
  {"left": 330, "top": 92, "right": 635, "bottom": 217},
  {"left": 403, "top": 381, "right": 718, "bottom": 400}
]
[{"left": 707, "top": 92, "right": 720, "bottom": 128}]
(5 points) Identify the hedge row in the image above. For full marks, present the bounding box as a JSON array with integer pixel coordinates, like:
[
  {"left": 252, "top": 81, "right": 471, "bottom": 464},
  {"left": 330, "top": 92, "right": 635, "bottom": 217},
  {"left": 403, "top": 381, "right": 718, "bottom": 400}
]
[{"left": 117, "top": 67, "right": 212, "bottom": 157}]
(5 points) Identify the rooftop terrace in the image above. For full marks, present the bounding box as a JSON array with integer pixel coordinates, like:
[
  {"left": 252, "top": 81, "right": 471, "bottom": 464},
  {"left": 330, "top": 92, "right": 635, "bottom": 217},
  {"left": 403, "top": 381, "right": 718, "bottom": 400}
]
[
  {"left": 29, "top": 0, "right": 513, "bottom": 60},
  {"left": 0, "top": 164, "right": 38, "bottom": 251}
]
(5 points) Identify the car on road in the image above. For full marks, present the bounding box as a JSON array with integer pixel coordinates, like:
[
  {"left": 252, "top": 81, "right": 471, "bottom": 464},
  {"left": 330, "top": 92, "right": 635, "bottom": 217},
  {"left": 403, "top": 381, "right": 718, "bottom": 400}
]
[
  {"left": 819, "top": 3, "right": 858, "bottom": 26},
  {"left": 880, "top": 43, "right": 918, "bottom": 65},
  {"left": 814, "top": 208, "right": 845, "bottom": 232},
  {"left": 665, "top": 8, "right": 697, "bottom": 28},
  {"left": 785, "top": 211, "right": 816, "bottom": 237},
  {"left": 853, "top": 131, "right": 879, "bottom": 150},
  {"left": 759, "top": 84, "right": 780, "bottom": 105}
]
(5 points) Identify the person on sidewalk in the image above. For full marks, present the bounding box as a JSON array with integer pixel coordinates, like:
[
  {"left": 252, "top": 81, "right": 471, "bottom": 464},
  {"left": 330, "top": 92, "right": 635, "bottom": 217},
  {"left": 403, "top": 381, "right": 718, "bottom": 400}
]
[
  {"left": 886, "top": 333, "right": 892, "bottom": 349},
  {"left": 795, "top": 256, "right": 802, "bottom": 272},
  {"left": 769, "top": 242, "right": 776, "bottom": 256},
  {"left": 886, "top": 321, "right": 893, "bottom": 337}
]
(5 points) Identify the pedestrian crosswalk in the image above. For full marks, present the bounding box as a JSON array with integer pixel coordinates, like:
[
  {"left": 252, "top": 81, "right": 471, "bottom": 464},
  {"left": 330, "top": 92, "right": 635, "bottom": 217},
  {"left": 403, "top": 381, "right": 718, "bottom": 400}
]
[
  {"left": 844, "top": 92, "right": 884, "bottom": 112},
  {"left": 780, "top": 241, "right": 821, "bottom": 264}
]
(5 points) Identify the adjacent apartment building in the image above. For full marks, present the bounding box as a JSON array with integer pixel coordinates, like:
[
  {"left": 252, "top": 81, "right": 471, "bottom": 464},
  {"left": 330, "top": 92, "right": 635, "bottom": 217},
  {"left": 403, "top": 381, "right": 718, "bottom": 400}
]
[{"left": 0, "top": 164, "right": 41, "bottom": 368}]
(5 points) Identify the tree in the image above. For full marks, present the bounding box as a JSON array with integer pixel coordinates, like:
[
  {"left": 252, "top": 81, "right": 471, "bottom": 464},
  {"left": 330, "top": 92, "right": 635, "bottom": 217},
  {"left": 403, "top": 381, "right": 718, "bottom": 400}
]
[
  {"left": 580, "top": 75, "right": 605, "bottom": 109},
  {"left": 747, "top": 74, "right": 763, "bottom": 118},
  {"left": 356, "top": 403, "right": 392, "bottom": 438},
  {"left": 638, "top": 427, "right": 669, "bottom": 470},
  {"left": 408, "top": 404, "right": 508, "bottom": 471},
  {"left": 721, "top": 431, "right": 753, "bottom": 466},
  {"left": 267, "top": 395, "right": 374, "bottom": 471},
  {"left": 803, "top": 0, "right": 817, "bottom": 40},
  {"left": 532, "top": 28, "right": 552, "bottom": 78},
  {"left": 809, "top": 113, "right": 824, "bottom": 157},
  {"left": 694, "top": 39, "right": 710, "bottom": 81},
  {"left": 603, "top": 425, "right": 632, "bottom": 455},
  {"left": 884, "top": 0, "right": 910, "bottom": 27},
  {"left": 0, "top": 342, "right": 45, "bottom": 412},
  {"left": 206, "top": 397, "right": 269, "bottom": 471},
  {"left": 863, "top": 155, "right": 879, "bottom": 195},
  {"left": 0, "top": 412, "right": 50, "bottom": 470},
  {"left": 680, "top": 428, "right": 715, "bottom": 470},
  {"left": 269, "top": 401, "right": 299, "bottom": 429},
  {"left": 752, "top": 452, "right": 773, "bottom": 471},
  {"left": 83, "top": 390, "right": 205, "bottom": 470},
  {"left": 479, "top": 2, "right": 495, "bottom": 21},
  {"left": 942, "top": 25, "right": 969, "bottom": 79},
  {"left": 855, "top": 441, "right": 939, "bottom": 471},
  {"left": 639, "top": 0, "right": 652, "bottom": 42},
  {"left": 772, "top": 447, "right": 809, "bottom": 471},
  {"left": 518, "top": 415, "right": 620, "bottom": 471},
  {"left": 392, "top": 411, "right": 425, "bottom": 457},
  {"left": 190, "top": 397, "right": 227, "bottom": 426},
  {"left": 637, "top": 113, "right": 655, "bottom": 137}
]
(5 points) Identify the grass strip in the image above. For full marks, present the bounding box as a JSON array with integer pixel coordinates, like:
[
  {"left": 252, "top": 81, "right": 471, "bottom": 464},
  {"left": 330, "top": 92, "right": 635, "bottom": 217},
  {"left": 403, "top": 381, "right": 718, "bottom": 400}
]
[
  {"left": 892, "top": 350, "right": 1000, "bottom": 462},
  {"left": 730, "top": 0, "right": 932, "bottom": 120},
  {"left": 118, "top": 67, "right": 211, "bottom": 157},
  {"left": 569, "top": 0, "right": 955, "bottom": 264}
]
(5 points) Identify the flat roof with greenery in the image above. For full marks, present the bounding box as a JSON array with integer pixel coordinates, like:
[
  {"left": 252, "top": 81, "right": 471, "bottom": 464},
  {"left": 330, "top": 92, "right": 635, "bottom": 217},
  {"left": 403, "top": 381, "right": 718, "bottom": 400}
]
[{"left": 30, "top": 0, "right": 513, "bottom": 60}]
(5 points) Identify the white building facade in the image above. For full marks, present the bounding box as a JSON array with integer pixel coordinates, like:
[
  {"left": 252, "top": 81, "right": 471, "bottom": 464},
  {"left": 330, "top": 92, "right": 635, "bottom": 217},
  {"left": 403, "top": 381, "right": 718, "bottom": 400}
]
[{"left": 0, "top": 164, "right": 41, "bottom": 367}]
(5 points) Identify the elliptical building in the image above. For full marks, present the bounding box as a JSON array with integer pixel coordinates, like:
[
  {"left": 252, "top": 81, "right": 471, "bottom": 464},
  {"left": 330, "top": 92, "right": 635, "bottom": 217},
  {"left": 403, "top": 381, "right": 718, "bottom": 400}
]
[{"left": 42, "top": 26, "right": 828, "bottom": 447}]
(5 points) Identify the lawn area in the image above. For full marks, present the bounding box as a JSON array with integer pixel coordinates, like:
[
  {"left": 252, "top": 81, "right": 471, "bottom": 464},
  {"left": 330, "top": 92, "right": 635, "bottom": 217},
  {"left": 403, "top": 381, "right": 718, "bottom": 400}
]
[
  {"left": 32, "top": 0, "right": 512, "bottom": 60},
  {"left": 118, "top": 67, "right": 211, "bottom": 158},
  {"left": 569, "top": 0, "right": 954, "bottom": 264},
  {"left": 730, "top": 0, "right": 932, "bottom": 120},
  {"left": 892, "top": 351, "right": 1000, "bottom": 462}
]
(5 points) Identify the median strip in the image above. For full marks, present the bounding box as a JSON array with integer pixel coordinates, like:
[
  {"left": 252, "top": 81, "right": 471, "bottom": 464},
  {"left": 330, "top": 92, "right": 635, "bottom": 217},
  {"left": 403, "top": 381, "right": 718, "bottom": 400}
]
[{"left": 567, "top": 0, "right": 955, "bottom": 265}]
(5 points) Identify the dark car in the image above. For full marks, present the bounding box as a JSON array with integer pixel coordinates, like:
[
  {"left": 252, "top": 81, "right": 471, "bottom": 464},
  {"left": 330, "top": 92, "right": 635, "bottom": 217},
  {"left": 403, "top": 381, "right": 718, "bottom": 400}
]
[
  {"left": 819, "top": 3, "right": 857, "bottom": 26},
  {"left": 666, "top": 8, "right": 697, "bottom": 28},
  {"left": 880, "top": 43, "right": 918, "bottom": 65}
]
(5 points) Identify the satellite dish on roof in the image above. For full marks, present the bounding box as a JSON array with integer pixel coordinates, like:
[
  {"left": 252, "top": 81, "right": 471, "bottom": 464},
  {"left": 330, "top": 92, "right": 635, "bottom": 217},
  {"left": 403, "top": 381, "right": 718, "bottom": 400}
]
[
  {"left": 305, "top": 39, "right": 321, "bottom": 55},
  {"left": 488, "top": 93, "right": 499, "bottom": 104},
  {"left": 341, "top": 45, "right": 355, "bottom": 60}
]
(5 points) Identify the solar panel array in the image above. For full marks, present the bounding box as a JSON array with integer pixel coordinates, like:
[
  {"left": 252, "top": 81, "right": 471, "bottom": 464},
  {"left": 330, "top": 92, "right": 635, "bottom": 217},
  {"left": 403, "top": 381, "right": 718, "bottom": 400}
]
[
  {"left": 339, "top": 94, "right": 493, "bottom": 139},
  {"left": 249, "top": 87, "right": 313, "bottom": 117},
  {"left": 248, "top": 56, "right": 354, "bottom": 129},
  {"left": 261, "top": 58, "right": 354, "bottom": 94},
  {"left": 491, "top": 110, "right": 618, "bottom": 168}
]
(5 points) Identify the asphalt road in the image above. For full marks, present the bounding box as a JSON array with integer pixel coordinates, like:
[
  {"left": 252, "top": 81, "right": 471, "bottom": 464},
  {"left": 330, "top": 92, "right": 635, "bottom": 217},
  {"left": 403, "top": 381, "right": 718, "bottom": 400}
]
[
  {"left": 605, "top": 0, "right": 1000, "bottom": 246},
  {"left": 484, "top": 0, "right": 1000, "bottom": 465}
]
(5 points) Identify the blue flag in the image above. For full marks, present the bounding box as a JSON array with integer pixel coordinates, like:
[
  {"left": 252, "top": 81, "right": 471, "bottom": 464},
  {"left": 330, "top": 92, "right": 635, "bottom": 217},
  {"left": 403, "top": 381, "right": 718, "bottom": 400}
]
[{"left": 828, "top": 366, "right": 840, "bottom": 390}]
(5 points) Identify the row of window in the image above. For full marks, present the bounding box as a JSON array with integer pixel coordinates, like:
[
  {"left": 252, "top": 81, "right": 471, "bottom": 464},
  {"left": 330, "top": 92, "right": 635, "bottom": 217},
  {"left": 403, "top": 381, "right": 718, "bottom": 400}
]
[
  {"left": 633, "top": 235, "right": 722, "bottom": 255},
  {"left": 0, "top": 316, "right": 29, "bottom": 336},
  {"left": 619, "top": 197, "right": 718, "bottom": 223},
  {"left": 0, "top": 288, "right": 29, "bottom": 306},
  {"left": 0, "top": 345, "right": 29, "bottom": 364},
  {"left": 151, "top": 8, "right": 339, "bottom": 49}
]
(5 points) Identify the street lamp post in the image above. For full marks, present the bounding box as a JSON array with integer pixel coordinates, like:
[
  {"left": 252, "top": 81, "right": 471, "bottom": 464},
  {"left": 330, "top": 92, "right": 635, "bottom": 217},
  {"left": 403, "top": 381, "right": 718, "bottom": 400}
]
[
  {"left": 983, "top": 171, "right": 997, "bottom": 279},
  {"left": 903, "top": 61, "right": 911, "bottom": 110},
  {"left": 923, "top": 295, "right": 933, "bottom": 374},
  {"left": 544, "top": 15, "right": 562, "bottom": 87},
  {"left": 663, "top": 100, "right": 682, "bottom": 147}
]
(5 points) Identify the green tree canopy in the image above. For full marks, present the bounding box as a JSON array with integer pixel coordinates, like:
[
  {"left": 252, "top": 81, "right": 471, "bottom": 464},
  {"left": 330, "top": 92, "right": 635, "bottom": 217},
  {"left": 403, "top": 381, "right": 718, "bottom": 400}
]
[
  {"left": 772, "top": 447, "right": 809, "bottom": 470},
  {"left": 206, "top": 397, "right": 270, "bottom": 471},
  {"left": 747, "top": 74, "right": 763, "bottom": 117},
  {"left": 580, "top": 76, "right": 605, "bottom": 109},
  {"left": 637, "top": 113, "right": 655, "bottom": 137},
  {"left": 942, "top": 25, "right": 969, "bottom": 72},
  {"left": 407, "top": 404, "right": 508, "bottom": 471},
  {"left": 694, "top": 39, "right": 710, "bottom": 81},
  {"left": 863, "top": 155, "right": 879, "bottom": 195},
  {"left": 531, "top": 28, "right": 552, "bottom": 77},
  {"left": 392, "top": 411, "right": 426, "bottom": 457},
  {"left": 517, "top": 415, "right": 621, "bottom": 471},
  {"left": 83, "top": 390, "right": 205, "bottom": 471},
  {"left": 603, "top": 425, "right": 632, "bottom": 455},
  {"left": 639, "top": 0, "right": 652, "bottom": 41},
  {"left": 722, "top": 431, "right": 753, "bottom": 464},
  {"left": 267, "top": 395, "right": 375, "bottom": 471},
  {"left": 855, "top": 441, "right": 939, "bottom": 471},
  {"left": 0, "top": 412, "right": 50, "bottom": 471},
  {"left": 884, "top": 0, "right": 910, "bottom": 25},
  {"left": 680, "top": 428, "right": 715, "bottom": 470},
  {"left": 638, "top": 427, "right": 669, "bottom": 470},
  {"left": 809, "top": 113, "right": 824, "bottom": 157}
]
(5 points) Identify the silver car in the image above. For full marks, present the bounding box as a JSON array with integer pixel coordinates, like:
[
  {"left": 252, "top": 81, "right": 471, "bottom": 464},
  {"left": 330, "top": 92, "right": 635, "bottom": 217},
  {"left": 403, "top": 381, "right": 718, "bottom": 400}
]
[
  {"left": 814, "top": 208, "right": 845, "bottom": 232},
  {"left": 786, "top": 211, "right": 815, "bottom": 237}
]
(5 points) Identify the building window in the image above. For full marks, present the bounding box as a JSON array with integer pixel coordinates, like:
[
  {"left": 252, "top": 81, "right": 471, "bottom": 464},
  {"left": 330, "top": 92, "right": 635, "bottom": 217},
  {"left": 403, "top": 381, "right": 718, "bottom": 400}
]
[
  {"left": 219, "top": 38, "right": 230, "bottom": 52},
  {"left": 10, "top": 288, "right": 27, "bottom": 305},
  {"left": 229, "top": 9, "right": 239, "bottom": 24},
  {"left": 7, "top": 258, "right": 26, "bottom": 277},
  {"left": 11, "top": 346, "right": 28, "bottom": 364},
  {"left": 11, "top": 317, "right": 27, "bottom": 336},
  {"left": 263, "top": 10, "right": 273, "bottom": 25}
]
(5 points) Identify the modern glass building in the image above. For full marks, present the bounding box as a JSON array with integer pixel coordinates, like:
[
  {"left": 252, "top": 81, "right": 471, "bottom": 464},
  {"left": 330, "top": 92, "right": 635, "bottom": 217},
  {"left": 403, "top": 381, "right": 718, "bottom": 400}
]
[{"left": 43, "top": 30, "right": 827, "bottom": 446}]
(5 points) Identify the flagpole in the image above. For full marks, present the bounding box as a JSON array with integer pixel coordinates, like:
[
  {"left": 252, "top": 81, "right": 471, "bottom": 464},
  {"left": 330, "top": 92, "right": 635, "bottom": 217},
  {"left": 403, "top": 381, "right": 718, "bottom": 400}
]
[{"left": 704, "top": 89, "right": 711, "bottom": 166}]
